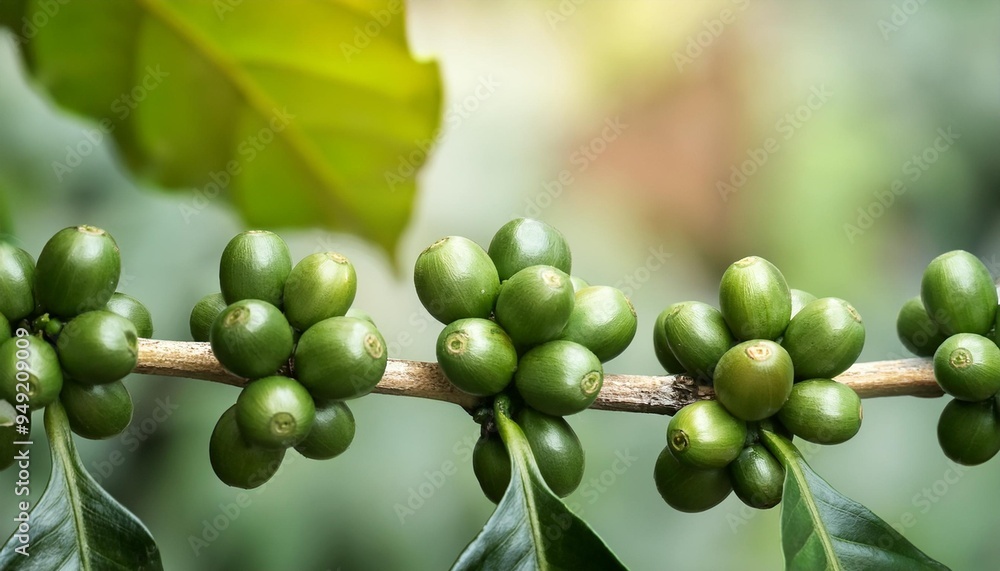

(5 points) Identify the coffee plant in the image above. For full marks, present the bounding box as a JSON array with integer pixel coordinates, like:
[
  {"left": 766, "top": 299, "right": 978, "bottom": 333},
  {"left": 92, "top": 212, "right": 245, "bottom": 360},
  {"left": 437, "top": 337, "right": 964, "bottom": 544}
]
[{"left": 0, "top": 1, "right": 986, "bottom": 570}]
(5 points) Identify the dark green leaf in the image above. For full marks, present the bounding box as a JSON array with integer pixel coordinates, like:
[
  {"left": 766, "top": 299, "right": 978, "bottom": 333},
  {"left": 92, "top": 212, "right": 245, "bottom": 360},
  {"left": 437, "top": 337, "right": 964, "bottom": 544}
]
[
  {"left": 5, "top": 0, "right": 441, "bottom": 258},
  {"left": 452, "top": 396, "right": 628, "bottom": 571},
  {"left": 0, "top": 401, "right": 163, "bottom": 570},
  {"left": 761, "top": 430, "right": 950, "bottom": 571}
]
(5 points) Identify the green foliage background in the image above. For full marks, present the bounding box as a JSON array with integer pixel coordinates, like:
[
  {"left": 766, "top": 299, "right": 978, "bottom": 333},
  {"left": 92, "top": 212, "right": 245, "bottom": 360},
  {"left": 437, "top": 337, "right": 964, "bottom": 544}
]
[{"left": 1, "top": 1, "right": 1000, "bottom": 570}]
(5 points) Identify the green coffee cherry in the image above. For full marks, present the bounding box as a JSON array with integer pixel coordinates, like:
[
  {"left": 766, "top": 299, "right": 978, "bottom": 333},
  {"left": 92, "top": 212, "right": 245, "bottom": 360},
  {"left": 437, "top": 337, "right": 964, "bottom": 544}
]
[
  {"left": 345, "top": 307, "right": 375, "bottom": 324},
  {"left": 932, "top": 333, "right": 1000, "bottom": 402},
  {"left": 0, "top": 241, "right": 36, "bottom": 322},
  {"left": 667, "top": 400, "right": 747, "bottom": 469},
  {"left": 236, "top": 376, "right": 316, "bottom": 449},
  {"left": 210, "top": 405, "right": 286, "bottom": 489},
  {"left": 514, "top": 340, "right": 603, "bottom": 416},
  {"left": 105, "top": 292, "right": 154, "bottom": 339},
  {"left": 781, "top": 297, "right": 865, "bottom": 380},
  {"left": 57, "top": 310, "right": 139, "bottom": 385},
  {"left": 777, "top": 379, "right": 862, "bottom": 445},
  {"left": 219, "top": 230, "right": 292, "bottom": 308},
  {"left": 494, "top": 265, "right": 575, "bottom": 347},
  {"left": 713, "top": 340, "right": 794, "bottom": 422},
  {"left": 0, "top": 335, "right": 63, "bottom": 410},
  {"left": 283, "top": 252, "right": 357, "bottom": 331},
  {"left": 921, "top": 250, "right": 997, "bottom": 336},
  {"left": 719, "top": 256, "right": 791, "bottom": 341},
  {"left": 436, "top": 318, "right": 517, "bottom": 396},
  {"left": 210, "top": 299, "right": 293, "bottom": 380},
  {"left": 0, "top": 400, "right": 24, "bottom": 471},
  {"left": 60, "top": 379, "right": 133, "bottom": 440},
  {"left": 0, "top": 314, "right": 9, "bottom": 344},
  {"left": 473, "top": 433, "right": 511, "bottom": 504},
  {"left": 653, "top": 446, "right": 732, "bottom": 513},
  {"left": 413, "top": 236, "right": 500, "bottom": 324},
  {"left": 294, "top": 316, "right": 387, "bottom": 400},
  {"left": 294, "top": 400, "right": 355, "bottom": 460},
  {"left": 190, "top": 293, "right": 228, "bottom": 342},
  {"left": 35, "top": 225, "right": 120, "bottom": 317},
  {"left": 570, "top": 276, "right": 590, "bottom": 293},
  {"left": 652, "top": 307, "right": 685, "bottom": 375},
  {"left": 516, "top": 407, "right": 585, "bottom": 497},
  {"left": 937, "top": 398, "right": 1000, "bottom": 466},
  {"left": 729, "top": 444, "right": 784, "bottom": 509},
  {"left": 789, "top": 289, "right": 817, "bottom": 319},
  {"left": 558, "top": 286, "right": 636, "bottom": 362},
  {"left": 662, "top": 301, "right": 735, "bottom": 381},
  {"left": 487, "top": 218, "right": 572, "bottom": 281},
  {"left": 896, "top": 296, "right": 949, "bottom": 358}
]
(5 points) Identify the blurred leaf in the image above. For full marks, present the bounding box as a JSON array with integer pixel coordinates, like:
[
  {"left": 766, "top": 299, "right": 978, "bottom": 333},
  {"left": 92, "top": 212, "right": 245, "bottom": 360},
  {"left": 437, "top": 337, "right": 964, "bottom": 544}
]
[
  {"left": 0, "top": 401, "right": 163, "bottom": 570},
  {"left": 2, "top": 0, "right": 441, "bottom": 258},
  {"left": 761, "top": 430, "right": 949, "bottom": 571},
  {"left": 452, "top": 396, "right": 628, "bottom": 571}
]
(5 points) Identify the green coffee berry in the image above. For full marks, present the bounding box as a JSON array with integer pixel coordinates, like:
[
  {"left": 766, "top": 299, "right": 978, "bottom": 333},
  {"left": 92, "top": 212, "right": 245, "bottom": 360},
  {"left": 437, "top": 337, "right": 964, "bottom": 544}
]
[
  {"left": 436, "top": 318, "right": 517, "bottom": 396},
  {"left": 719, "top": 256, "right": 791, "bottom": 341},
  {"left": 210, "top": 299, "right": 293, "bottom": 380},
  {"left": 0, "top": 335, "right": 63, "bottom": 410},
  {"left": 514, "top": 340, "right": 603, "bottom": 416},
  {"left": 558, "top": 286, "right": 637, "bottom": 362},
  {"left": 488, "top": 218, "right": 572, "bottom": 282},
  {"left": 0, "top": 314, "right": 9, "bottom": 344},
  {"left": 57, "top": 310, "right": 138, "bottom": 385},
  {"left": 210, "top": 405, "right": 286, "bottom": 489},
  {"left": 60, "top": 379, "right": 133, "bottom": 440},
  {"left": 294, "top": 400, "right": 356, "bottom": 460},
  {"left": 236, "top": 375, "right": 316, "bottom": 449},
  {"left": 105, "top": 292, "right": 154, "bottom": 338},
  {"left": 516, "top": 407, "right": 585, "bottom": 497},
  {"left": 937, "top": 398, "right": 1000, "bottom": 466},
  {"left": 570, "top": 276, "right": 590, "bottom": 293},
  {"left": 729, "top": 444, "right": 784, "bottom": 509},
  {"left": 219, "top": 230, "right": 292, "bottom": 308},
  {"left": 473, "top": 433, "right": 512, "bottom": 504},
  {"left": 781, "top": 297, "right": 865, "bottom": 380},
  {"left": 494, "top": 265, "right": 575, "bottom": 347},
  {"left": 653, "top": 446, "right": 732, "bottom": 513},
  {"left": 896, "top": 296, "right": 949, "bottom": 358},
  {"left": 190, "top": 293, "right": 228, "bottom": 342},
  {"left": 777, "top": 379, "right": 862, "bottom": 445},
  {"left": 667, "top": 400, "right": 747, "bottom": 469},
  {"left": 413, "top": 236, "right": 500, "bottom": 324},
  {"left": 932, "top": 333, "right": 1000, "bottom": 402},
  {"left": 652, "top": 307, "right": 685, "bottom": 375},
  {"left": 0, "top": 241, "right": 36, "bottom": 322},
  {"left": 789, "top": 288, "right": 817, "bottom": 319},
  {"left": 661, "top": 301, "right": 735, "bottom": 381},
  {"left": 921, "top": 250, "right": 997, "bottom": 336},
  {"left": 345, "top": 307, "right": 376, "bottom": 325},
  {"left": 283, "top": 252, "right": 357, "bottom": 331},
  {"left": 294, "top": 316, "right": 387, "bottom": 400},
  {"left": 713, "top": 340, "right": 794, "bottom": 422},
  {"left": 0, "top": 400, "right": 24, "bottom": 471},
  {"left": 35, "top": 225, "right": 120, "bottom": 317}
]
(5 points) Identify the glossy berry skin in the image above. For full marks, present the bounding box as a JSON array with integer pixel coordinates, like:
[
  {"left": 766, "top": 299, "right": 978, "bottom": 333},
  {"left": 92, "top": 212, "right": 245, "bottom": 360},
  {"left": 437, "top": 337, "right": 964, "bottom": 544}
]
[
  {"left": 662, "top": 301, "right": 735, "bottom": 382},
  {"left": 283, "top": 252, "right": 357, "bottom": 331},
  {"left": 0, "top": 334, "right": 63, "bottom": 411},
  {"left": 60, "top": 379, "right": 133, "bottom": 440},
  {"left": 105, "top": 292, "right": 154, "bottom": 338},
  {"left": 781, "top": 297, "right": 865, "bottom": 380},
  {"left": 777, "top": 379, "right": 862, "bottom": 445},
  {"left": 937, "top": 398, "right": 1000, "bottom": 466},
  {"left": 294, "top": 316, "right": 387, "bottom": 400},
  {"left": 0, "top": 314, "right": 9, "bottom": 345},
  {"left": 35, "top": 225, "right": 121, "bottom": 317},
  {"left": 896, "top": 296, "right": 949, "bottom": 358},
  {"left": 667, "top": 400, "right": 747, "bottom": 469},
  {"left": 190, "top": 293, "right": 228, "bottom": 342},
  {"left": 436, "top": 318, "right": 517, "bottom": 396},
  {"left": 57, "top": 310, "right": 138, "bottom": 385},
  {"left": 487, "top": 218, "right": 572, "bottom": 282},
  {"left": 219, "top": 230, "right": 292, "bottom": 309},
  {"left": 210, "top": 299, "right": 293, "bottom": 380},
  {"left": 933, "top": 334, "right": 1000, "bottom": 402},
  {"left": 516, "top": 407, "right": 585, "bottom": 497},
  {"left": 514, "top": 340, "right": 603, "bottom": 416},
  {"left": 413, "top": 236, "right": 500, "bottom": 325},
  {"left": 294, "top": 400, "right": 356, "bottom": 460},
  {"left": 0, "top": 241, "right": 36, "bottom": 322},
  {"left": 719, "top": 256, "right": 791, "bottom": 341},
  {"left": 653, "top": 446, "right": 732, "bottom": 513},
  {"left": 494, "top": 265, "right": 575, "bottom": 348},
  {"left": 473, "top": 434, "right": 512, "bottom": 504},
  {"left": 236, "top": 376, "right": 316, "bottom": 449},
  {"left": 210, "top": 405, "right": 285, "bottom": 489},
  {"left": 921, "top": 250, "right": 997, "bottom": 336},
  {"left": 558, "top": 286, "right": 637, "bottom": 362},
  {"left": 713, "top": 340, "right": 794, "bottom": 422},
  {"left": 652, "top": 307, "right": 685, "bottom": 375},
  {"left": 729, "top": 444, "right": 784, "bottom": 509}
]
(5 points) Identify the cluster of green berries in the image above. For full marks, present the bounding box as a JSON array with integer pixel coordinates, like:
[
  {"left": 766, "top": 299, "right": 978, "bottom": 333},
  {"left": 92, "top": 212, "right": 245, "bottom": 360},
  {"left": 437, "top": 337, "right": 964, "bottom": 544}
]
[
  {"left": 652, "top": 256, "right": 865, "bottom": 512},
  {"left": 897, "top": 250, "right": 1000, "bottom": 466},
  {"left": 0, "top": 226, "right": 152, "bottom": 467},
  {"left": 192, "top": 230, "right": 385, "bottom": 489},
  {"left": 413, "top": 218, "right": 637, "bottom": 501}
]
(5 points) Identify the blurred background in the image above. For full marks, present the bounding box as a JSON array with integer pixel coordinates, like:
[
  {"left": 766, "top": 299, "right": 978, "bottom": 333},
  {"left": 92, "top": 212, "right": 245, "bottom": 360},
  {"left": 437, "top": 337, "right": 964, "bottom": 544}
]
[{"left": 2, "top": 1, "right": 999, "bottom": 569}]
